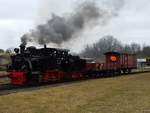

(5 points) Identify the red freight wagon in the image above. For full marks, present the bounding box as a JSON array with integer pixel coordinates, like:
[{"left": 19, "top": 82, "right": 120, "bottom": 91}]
[
  {"left": 105, "top": 52, "right": 137, "bottom": 73},
  {"left": 85, "top": 52, "right": 137, "bottom": 76}
]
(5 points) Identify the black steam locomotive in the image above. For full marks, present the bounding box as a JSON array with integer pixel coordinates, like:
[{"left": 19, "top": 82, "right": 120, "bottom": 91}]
[{"left": 8, "top": 44, "right": 86, "bottom": 85}]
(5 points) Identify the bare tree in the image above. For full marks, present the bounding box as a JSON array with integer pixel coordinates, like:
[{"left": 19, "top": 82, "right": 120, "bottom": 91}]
[
  {"left": 130, "top": 43, "right": 141, "bottom": 54},
  {"left": 81, "top": 35, "right": 123, "bottom": 58},
  {"left": 122, "top": 44, "right": 132, "bottom": 53},
  {"left": 0, "top": 49, "right": 4, "bottom": 53},
  {"left": 142, "top": 46, "right": 150, "bottom": 57},
  {"left": 5, "top": 48, "right": 14, "bottom": 54},
  {"left": 80, "top": 35, "right": 150, "bottom": 59}
]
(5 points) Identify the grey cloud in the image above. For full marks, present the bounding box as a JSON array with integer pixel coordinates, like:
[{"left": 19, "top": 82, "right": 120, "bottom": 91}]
[{"left": 0, "top": 0, "right": 39, "bottom": 19}]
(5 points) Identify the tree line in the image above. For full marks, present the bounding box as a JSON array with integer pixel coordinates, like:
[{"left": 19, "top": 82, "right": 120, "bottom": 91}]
[
  {"left": 0, "top": 48, "right": 14, "bottom": 54},
  {"left": 0, "top": 36, "right": 150, "bottom": 59},
  {"left": 80, "top": 35, "right": 150, "bottom": 58}
]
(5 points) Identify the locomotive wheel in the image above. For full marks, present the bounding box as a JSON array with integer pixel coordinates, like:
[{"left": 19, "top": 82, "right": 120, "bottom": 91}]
[
  {"left": 27, "top": 72, "right": 42, "bottom": 85},
  {"left": 117, "top": 70, "right": 121, "bottom": 76},
  {"left": 122, "top": 69, "right": 127, "bottom": 74}
]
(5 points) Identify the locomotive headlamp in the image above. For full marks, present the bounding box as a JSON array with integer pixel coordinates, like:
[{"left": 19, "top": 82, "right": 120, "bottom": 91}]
[{"left": 14, "top": 48, "right": 19, "bottom": 54}]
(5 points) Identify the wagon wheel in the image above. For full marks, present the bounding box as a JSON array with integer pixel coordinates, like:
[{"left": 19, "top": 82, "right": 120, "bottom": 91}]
[{"left": 128, "top": 69, "right": 132, "bottom": 74}]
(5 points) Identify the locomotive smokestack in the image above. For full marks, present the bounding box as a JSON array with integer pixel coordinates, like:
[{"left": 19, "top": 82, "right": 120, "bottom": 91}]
[
  {"left": 44, "top": 44, "right": 47, "bottom": 49},
  {"left": 20, "top": 44, "right": 26, "bottom": 54}
]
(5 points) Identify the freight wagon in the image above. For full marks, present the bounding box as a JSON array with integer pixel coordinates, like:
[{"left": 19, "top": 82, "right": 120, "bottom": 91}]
[{"left": 85, "top": 52, "right": 137, "bottom": 76}]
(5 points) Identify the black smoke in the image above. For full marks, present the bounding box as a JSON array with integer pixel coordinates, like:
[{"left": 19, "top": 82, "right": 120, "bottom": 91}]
[{"left": 21, "top": 0, "right": 125, "bottom": 46}]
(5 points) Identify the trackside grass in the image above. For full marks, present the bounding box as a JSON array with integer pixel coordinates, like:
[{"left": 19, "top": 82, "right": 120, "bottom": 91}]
[{"left": 0, "top": 73, "right": 150, "bottom": 113}]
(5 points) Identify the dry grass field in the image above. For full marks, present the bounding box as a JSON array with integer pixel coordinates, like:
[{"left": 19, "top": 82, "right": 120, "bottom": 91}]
[{"left": 0, "top": 73, "right": 150, "bottom": 113}]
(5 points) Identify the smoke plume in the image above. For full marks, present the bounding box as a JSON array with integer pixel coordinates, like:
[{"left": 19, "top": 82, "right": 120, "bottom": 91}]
[{"left": 21, "top": 0, "right": 125, "bottom": 46}]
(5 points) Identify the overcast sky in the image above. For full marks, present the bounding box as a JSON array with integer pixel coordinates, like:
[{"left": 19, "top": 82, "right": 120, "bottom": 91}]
[{"left": 0, "top": 0, "right": 150, "bottom": 52}]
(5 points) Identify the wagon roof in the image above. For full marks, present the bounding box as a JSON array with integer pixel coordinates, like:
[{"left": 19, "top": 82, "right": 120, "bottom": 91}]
[
  {"left": 104, "top": 52, "right": 120, "bottom": 55},
  {"left": 104, "top": 51, "right": 136, "bottom": 56}
]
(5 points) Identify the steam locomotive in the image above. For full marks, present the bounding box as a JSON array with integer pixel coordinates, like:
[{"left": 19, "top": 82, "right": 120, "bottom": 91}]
[
  {"left": 7, "top": 45, "right": 137, "bottom": 86},
  {"left": 8, "top": 44, "right": 86, "bottom": 85}
]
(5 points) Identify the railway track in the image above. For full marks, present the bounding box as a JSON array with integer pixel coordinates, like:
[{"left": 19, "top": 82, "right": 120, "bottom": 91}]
[
  {"left": 123, "top": 69, "right": 150, "bottom": 75},
  {"left": 0, "top": 70, "right": 150, "bottom": 96}
]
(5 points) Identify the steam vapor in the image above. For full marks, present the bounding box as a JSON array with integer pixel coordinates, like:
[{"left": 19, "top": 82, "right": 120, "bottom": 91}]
[{"left": 21, "top": 0, "right": 125, "bottom": 46}]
